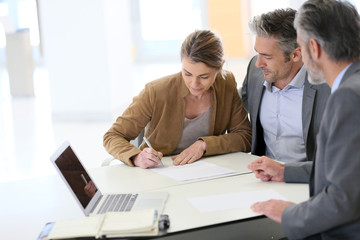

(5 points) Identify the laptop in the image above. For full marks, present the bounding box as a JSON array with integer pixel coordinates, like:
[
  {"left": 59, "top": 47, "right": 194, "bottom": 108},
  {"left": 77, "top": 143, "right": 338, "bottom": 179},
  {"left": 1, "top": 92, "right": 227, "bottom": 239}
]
[{"left": 50, "top": 141, "right": 168, "bottom": 216}]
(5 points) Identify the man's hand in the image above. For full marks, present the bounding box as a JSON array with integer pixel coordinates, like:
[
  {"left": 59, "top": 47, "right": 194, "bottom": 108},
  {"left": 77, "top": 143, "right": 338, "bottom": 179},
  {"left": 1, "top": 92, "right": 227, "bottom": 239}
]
[
  {"left": 251, "top": 199, "right": 295, "bottom": 223},
  {"left": 247, "top": 156, "right": 285, "bottom": 182},
  {"left": 172, "top": 140, "right": 206, "bottom": 165},
  {"left": 133, "top": 148, "right": 163, "bottom": 168}
]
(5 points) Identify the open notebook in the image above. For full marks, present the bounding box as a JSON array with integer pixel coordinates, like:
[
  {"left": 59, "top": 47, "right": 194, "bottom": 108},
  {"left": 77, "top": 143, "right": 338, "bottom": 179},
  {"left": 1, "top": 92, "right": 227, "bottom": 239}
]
[{"left": 48, "top": 208, "right": 160, "bottom": 239}]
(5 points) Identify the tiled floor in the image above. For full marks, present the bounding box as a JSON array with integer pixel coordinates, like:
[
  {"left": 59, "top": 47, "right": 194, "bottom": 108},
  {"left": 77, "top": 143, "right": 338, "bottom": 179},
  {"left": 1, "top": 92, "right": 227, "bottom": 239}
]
[{"left": 0, "top": 59, "right": 249, "bottom": 183}]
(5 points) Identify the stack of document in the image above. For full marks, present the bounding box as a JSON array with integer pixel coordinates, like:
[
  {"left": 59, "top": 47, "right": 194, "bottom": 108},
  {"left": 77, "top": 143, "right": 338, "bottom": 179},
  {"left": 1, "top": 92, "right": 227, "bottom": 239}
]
[{"left": 48, "top": 208, "right": 159, "bottom": 239}]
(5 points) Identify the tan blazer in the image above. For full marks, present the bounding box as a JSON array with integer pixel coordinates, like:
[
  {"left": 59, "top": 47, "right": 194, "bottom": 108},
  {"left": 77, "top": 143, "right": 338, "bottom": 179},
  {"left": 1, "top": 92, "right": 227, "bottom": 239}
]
[{"left": 103, "top": 71, "right": 251, "bottom": 166}]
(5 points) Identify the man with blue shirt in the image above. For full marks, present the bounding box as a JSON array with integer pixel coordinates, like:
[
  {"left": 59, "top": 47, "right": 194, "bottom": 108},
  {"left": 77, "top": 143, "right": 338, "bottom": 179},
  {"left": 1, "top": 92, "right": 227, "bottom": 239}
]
[
  {"left": 240, "top": 8, "right": 330, "bottom": 170},
  {"left": 249, "top": 0, "right": 360, "bottom": 239}
]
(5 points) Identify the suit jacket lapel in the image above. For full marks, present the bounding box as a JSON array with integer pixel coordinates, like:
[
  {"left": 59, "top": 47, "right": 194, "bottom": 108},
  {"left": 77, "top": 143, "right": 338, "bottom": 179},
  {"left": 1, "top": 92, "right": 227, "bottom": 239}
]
[
  {"left": 252, "top": 70, "right": 266, "bottom": 126},
  {"left": 302, "top": 76, "right": 316, "bottom": 145},
  {"left": 252, "top": 74, "right": 266, "bottom": 155}
]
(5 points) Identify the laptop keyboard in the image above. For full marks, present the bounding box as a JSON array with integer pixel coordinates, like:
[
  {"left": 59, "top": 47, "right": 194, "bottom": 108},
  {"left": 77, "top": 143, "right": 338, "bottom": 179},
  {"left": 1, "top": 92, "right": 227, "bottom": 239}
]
[{"left": 97, "top": 193, "right": 138, "bottom": 214}]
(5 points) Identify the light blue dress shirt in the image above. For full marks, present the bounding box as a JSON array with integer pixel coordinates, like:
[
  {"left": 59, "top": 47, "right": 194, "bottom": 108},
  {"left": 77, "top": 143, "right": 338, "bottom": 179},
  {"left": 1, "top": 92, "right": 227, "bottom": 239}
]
[
  {"left": 332, "top": 63, "right": 352, "bottom": 93},
  {"left": 260, "top": 66, "right": 307, "bottom": 163}
]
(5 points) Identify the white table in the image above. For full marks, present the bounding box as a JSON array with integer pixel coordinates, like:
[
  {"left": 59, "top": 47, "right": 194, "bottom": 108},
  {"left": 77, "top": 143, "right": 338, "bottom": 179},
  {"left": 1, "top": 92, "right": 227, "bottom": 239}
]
[{"left": 0, "top": 152, "right": 309, "bottom": 240}]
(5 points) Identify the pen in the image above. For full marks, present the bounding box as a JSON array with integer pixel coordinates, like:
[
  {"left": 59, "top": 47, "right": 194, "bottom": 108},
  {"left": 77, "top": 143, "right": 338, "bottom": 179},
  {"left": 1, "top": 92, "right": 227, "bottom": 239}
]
[
  {"left": 80, "top": 173, "right": 88, "bottom": 185},
  {"left": 143, "top": 136, "right": 164, "bottom": 167}
]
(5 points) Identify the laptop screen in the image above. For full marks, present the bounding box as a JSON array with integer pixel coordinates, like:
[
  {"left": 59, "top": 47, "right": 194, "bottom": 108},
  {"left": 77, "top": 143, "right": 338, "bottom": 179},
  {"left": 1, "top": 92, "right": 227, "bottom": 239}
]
[{"left": 54, "top": 145, "right": 98, "bottom": 208}]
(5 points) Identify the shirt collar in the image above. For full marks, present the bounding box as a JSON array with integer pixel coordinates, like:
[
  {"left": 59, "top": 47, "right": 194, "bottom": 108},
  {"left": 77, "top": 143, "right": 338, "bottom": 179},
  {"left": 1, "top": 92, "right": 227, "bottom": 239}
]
[
  {"left": 332, "top": 63, "right": 352, "bottom": 93},
  {"left": 263, "top": 65, "right": 306, "bottom": 92}
]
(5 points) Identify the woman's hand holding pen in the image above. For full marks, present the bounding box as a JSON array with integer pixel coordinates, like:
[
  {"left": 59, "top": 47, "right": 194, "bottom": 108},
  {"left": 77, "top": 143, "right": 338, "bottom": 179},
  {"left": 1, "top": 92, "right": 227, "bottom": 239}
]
[
  {"left": 172, "top": 140, "right": 206, "bottom": 165},
  {"left": 84, "top": 181, "right": 96, "bottom": 198},
  {"left": 133, "top": 148, "right": 163, "bottom": 169}
]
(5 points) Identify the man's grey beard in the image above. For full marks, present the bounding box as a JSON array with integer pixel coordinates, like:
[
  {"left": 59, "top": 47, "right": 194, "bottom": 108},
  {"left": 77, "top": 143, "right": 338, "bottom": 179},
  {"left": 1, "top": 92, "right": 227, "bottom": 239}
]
[
  {"left": 306, "top": 58, "right": 327, "bottom": 85},
  {"left": 307, "top": 72, "right": 326, "bottom": 85},
  {"left": 304, "top": 47, "right": 327, "bottom": 85}
]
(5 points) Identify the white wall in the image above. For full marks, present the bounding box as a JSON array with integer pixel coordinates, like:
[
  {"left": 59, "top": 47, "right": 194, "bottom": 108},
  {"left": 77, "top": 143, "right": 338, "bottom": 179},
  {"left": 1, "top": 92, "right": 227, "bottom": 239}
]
[{"left": 38, "top": 0, "right": 133, "bottom": 121}]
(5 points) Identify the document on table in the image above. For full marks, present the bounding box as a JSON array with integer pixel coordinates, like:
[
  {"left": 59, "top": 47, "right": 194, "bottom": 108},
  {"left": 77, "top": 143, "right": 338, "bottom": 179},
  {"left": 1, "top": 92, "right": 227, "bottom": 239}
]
[
  {"left": 188, "top": 189, "right": 287, "bottom": 212},
  {"left": 150, "top": 161, "right": 235, "bottom": 181}
]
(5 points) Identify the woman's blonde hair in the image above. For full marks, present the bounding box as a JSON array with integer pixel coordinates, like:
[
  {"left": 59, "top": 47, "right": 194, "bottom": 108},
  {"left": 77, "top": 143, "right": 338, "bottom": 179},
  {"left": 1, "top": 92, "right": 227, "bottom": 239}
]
[{"left": 181, "top": 30, "right": 225, "bottom": 77}]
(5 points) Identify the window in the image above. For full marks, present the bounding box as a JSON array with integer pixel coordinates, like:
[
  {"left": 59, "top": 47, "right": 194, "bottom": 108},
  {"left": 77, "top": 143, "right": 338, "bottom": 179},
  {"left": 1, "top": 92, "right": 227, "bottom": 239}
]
[{"left": 131, "top": 0, "right": 207, "bottom": 62}]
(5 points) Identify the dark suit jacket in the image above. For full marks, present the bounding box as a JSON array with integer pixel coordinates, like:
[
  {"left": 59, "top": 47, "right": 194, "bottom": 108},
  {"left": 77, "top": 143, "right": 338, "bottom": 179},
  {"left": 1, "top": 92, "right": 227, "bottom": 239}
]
[
  {"left": 240, "top": 56, "right": 330, "bottom": 167},
  {"left": 282, "top": 60, "right": 360, "bottom": 239}
]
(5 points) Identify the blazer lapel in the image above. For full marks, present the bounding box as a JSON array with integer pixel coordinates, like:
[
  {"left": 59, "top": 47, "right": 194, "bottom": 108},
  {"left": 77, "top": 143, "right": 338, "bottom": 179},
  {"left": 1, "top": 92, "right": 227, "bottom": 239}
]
[
  {"left": 251, "top": 70, "right": 266, "bottom": 125},
  {"left": 251, "top": 73, "right": 266, "bottom": 155},
  {"left": 302, "top": 76, "right": 316, "bottom": 144}
]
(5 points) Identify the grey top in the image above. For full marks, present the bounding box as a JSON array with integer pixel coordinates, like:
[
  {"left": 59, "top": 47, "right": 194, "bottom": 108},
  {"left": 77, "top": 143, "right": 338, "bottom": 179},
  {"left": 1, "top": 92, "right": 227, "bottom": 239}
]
[{"left": 173, "top": 107, "right": 210, "bottom": 155}]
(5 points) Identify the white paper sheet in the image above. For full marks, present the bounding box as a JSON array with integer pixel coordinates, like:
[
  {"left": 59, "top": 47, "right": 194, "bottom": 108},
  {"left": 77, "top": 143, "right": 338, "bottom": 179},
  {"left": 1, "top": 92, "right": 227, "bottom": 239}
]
[
  {"left": 188, "top": 189, "right": 287, "bottom": 212},
  {"left": 150, "top": 161, "right": 235, "bottom": 181}
]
